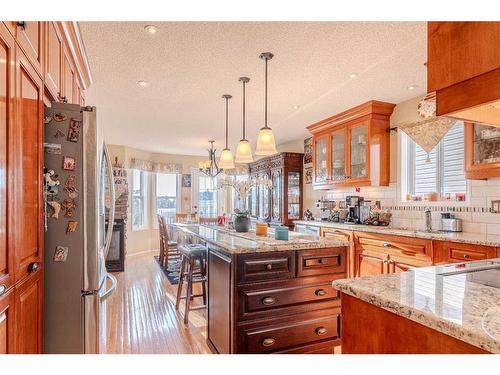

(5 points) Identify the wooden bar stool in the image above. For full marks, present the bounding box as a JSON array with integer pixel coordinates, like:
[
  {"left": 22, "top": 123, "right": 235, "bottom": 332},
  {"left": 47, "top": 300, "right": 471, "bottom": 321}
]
[{"left": 175, "top": 244, "right": 208, "bottom": 324}]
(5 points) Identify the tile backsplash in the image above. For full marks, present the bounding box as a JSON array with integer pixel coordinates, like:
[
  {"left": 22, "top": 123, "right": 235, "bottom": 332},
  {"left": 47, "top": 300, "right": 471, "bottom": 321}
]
[{"left": 307, "top": 178, "right": 500, "bottom": 235}]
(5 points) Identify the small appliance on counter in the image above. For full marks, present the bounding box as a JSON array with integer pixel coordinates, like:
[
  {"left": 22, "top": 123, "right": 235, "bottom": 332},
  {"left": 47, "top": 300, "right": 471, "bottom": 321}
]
[
  {"left": 344, "top": 195, "right": 364, "bottom": 224},
  {"left": 440, "top": 213, "right": 463, "bottom": 232},
  {"left": 316, "top": 198, "right": 336, "bottom": 221}
]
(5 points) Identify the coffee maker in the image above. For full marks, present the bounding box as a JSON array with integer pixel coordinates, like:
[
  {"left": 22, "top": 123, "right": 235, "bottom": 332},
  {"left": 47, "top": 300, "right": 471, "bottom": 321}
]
[{"left": 345, "top": 195, "right": 364, "bottom": 224}]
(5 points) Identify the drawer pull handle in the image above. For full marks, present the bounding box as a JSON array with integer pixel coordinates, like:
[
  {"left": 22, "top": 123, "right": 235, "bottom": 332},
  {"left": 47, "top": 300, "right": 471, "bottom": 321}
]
[
  {"left": 383, "top": 243, "right": 392, "bottom": 248},
  {"left": 463, "top": 253, "right": 470, "bottom": 259},
  {"left": 262, "top": 338, "right": 275, "bottom": 347},
  {"left": 317, "top": 258, "right": 324, "bottom": 264},
  {"left": 315, "top": 327, "right": 327, "bottom": 336},
  {"left": 266, "top": 264, "right": 273, "bottom": 270},
  {"left": 262, "top": 297, "right": 276, "bottom": 306},
  {"left": 315, "top": 289, "right": 327, "bottom": 297},
  {"left": 28, "top": 262, "right": 39, "bottom": 274},
  {"left": 0, "top": 285, "right": 6, "bottom": 296}
]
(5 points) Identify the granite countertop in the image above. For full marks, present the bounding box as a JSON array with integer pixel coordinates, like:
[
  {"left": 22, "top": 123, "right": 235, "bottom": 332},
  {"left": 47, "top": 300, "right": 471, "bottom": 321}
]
[
  {"left": 332, "top": 259, "right": 500, "bottom": 353},
  {"left": 170, "top": 223, "right": 349, "bottom": 255},
  {"left": 294, "top": 220, "right": 500, "bottom": 247}
]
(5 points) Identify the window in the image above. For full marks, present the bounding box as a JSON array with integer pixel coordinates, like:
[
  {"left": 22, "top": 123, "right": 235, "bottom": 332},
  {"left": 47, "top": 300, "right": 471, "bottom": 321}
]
[
  {"left": 132, "top": 169, "right": 148, "bottom": 230},
  {"left": 198, "top": 176, "right": 218, "bottom": 217},
  {"left": 155, "top": 173, "right": 178, "bottom": 224},
  {"left": 405, "top": 122, "right": 466, "bottom": 199}
]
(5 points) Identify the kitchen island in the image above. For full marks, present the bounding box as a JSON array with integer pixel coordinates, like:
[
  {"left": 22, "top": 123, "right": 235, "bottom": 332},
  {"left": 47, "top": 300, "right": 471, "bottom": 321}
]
[
  {"left": 332, "top": 259, "right": 500, "bottom": 354},
  {"left": 171, "top": 224, "right": 349, "bottom": 354}
]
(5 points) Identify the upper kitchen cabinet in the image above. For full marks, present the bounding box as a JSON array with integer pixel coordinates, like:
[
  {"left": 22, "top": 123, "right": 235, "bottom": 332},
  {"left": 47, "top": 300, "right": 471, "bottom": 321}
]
[
  {"left": 44, "top": 22, "right": 92, "bottom": 103},
  {"left": 428, "top": 22, "right": 500, "bottom": 127},
  {"left": 14, "top": 22, "right": 44, "bottom": 79},
  {"left": 465, "top": 122, "right": 500, "bottom": 179},
  {"left": 44, "top": 22, "right": 63, "bottom": 101},
  {"left": 307, "top": 100, "right": 395, "bottom": 189}
]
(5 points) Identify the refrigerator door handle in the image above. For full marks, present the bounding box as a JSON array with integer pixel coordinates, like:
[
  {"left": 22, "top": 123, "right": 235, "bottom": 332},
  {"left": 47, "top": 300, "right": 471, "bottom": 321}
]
[
  {"left": 103, "top": 141, "right": 115, "bottom": 260},
  {"left": 100, "top": 273, "right": 117, "bottom": 302}
]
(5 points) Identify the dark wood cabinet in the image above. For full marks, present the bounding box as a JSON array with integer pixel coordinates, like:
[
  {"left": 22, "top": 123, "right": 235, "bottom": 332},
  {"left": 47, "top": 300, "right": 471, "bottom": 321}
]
[
  {"left": 207, "top": 246, "right": 347, "bottom": 354},
  {"left": 248, "top": 152, "right": 303, "bottom": 227},
  {"left": 307, "top": 101, "right": 395, "bottom": 190}
]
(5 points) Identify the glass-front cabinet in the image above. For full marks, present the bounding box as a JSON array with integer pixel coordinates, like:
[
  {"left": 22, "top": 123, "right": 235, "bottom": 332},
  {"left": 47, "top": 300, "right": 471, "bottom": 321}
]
[
  {"left": 308, "top": 100, "right": 395, "bottom": 189},
  {"left": 331, "top": 129, "right": 346, "bottom": 181},
  {"left": 248, "top": 152, "right": 303, "bottom": 227},
  {"left": 314, "top": 136, "right": 328, "bottom": 183},
  {"left": 465, "top": 122, "right": 500, "bottom": 179},
  {"left": 349, "top": 124, "right": 368, "bottom": 180}
]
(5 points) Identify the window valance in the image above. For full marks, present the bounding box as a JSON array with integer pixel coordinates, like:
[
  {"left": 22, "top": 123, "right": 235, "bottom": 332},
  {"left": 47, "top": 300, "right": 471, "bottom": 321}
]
[{"left": 130, "top": 158, "right": 182, "bottom": 174}]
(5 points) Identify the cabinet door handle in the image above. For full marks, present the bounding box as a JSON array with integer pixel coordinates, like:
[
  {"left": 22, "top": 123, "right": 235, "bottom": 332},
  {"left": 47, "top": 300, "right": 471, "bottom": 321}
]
[
  {"left": 315, "top": 327, "right": 327, "bottom": 335},
  {"left": 261, "top": 297, "right": 276, "bottom": 306},
  {"left": 0, "top": 284, "right": 6, "bottom": 296},
  {"left": 266, "top": 264, "right": 273, "bottom": 270},
  {"left": 315, "top": 289, "right": 327, "bottom": 297},
  {"left": 383, "top": 259, "right": 389, "bottom": 264},
  {"left": 383, "top": 242, "right": 392, "bottom": 248},
  {"left": 28, "top": 262, "right": 39, "bottom": 274},
  {"left": 262, "top": 338, "right": 276, "bottom": 347},
  {"left": 17, "top": 21, "right": 26, "bottom": 30}
]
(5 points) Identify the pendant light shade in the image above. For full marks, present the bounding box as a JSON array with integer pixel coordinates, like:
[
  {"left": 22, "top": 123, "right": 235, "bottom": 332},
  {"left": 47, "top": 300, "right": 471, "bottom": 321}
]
[
  {"left": 235, "top": 77, "right": 254, "bottom": 163},
  {"left": 255, "top": 52, "right": 278, "bottom": 156},
  {"left": 218, "top": 94, "right": 235, "bottom": 169}
]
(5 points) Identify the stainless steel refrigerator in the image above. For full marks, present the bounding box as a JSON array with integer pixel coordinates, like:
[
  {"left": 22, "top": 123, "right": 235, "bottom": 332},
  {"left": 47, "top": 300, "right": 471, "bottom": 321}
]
[{"left": 43, "top": 102, "right": 116, "bottom": 354}]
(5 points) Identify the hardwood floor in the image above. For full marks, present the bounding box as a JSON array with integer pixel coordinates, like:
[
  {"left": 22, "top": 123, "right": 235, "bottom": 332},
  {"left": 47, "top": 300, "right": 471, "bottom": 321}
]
[{"left": 102, "top": 250, "right": 211, "bottom": 354}]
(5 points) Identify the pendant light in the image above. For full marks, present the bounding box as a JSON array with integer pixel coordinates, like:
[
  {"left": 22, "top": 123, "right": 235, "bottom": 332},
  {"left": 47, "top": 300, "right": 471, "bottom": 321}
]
[
  {"left": 255, "top": 52, "right": 278, "bottom": 156},
  {"left": 218, "top": 94, "right": 235, "bottom": 169},
  {"left": 235, "top": 77, "right": 253, "bottom": 163}
]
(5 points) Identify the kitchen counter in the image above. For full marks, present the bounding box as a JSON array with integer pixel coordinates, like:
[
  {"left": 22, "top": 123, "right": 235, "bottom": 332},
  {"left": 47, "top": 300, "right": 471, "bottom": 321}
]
[
  {"left": 332, "top": 259, "right": 500, "bottom": 353},
  {"left": 170, "top": 223, "right": 348, "bottom": 255},
  {"left": 294, "top": 220, "right": 500, "bottom": 247}
]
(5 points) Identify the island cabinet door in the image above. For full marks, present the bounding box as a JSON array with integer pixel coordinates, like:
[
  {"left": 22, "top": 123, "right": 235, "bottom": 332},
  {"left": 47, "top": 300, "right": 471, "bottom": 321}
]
[
  {"left": 355, "top": 251, "right": 387, "bottom": 277},
  {"left": 207, "top": 250, "right": 232, "bottom": 354}
]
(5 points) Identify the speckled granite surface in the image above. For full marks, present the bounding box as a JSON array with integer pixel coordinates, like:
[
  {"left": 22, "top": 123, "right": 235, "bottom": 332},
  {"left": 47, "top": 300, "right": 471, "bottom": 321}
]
[
  {"left": 294, "top": 220, "right": 500, "bottom": 247},
  {"left": 332, "top": 259, "right": 500, "bottom": 353},
  {"left": 170, "top": 223, "right": 348, "bottom": 255}
]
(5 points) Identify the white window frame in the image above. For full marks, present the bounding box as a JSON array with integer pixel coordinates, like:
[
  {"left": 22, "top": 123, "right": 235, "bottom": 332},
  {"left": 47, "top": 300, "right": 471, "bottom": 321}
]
[
  {"left": 398, "top": 127, "right": 471, "bottom": 206},
  {"left": 191, "top": 168, "right": 226, "bottom": 217},
  {"left": 131, "top": 169, "right": 149, "bottom": 231},
  {"left": 153, "top": 173, "right": 181, "bottom": 227}
]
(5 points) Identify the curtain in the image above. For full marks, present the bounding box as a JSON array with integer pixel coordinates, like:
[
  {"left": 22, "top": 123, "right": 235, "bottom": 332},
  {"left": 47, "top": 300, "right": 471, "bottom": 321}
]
[{"left": 130, "top": 158, "right": 182, "bottom": 174}]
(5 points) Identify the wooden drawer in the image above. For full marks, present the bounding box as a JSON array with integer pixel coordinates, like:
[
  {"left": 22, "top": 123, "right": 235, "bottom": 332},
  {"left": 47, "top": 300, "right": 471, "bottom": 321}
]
[
  {"left": 355, "top": 232, "right": 432, "bottom": 259},
  {"left": 237, "top": 252, "right": 295, "bottom": 284},
  {"left": 240, "top": 315, "right": 340, "bottom": 353},
  {"left": 297, "top": 248, "right": 345, "bottom": 277},
  {"left": 434, "top": 241, "right": 498, "bottom": 263},
  {"left": 320, "top": 227, "right": 352, "bottom": 242},
  {"left": 239, "top": 281, "right": 339, "bottom": 315}
]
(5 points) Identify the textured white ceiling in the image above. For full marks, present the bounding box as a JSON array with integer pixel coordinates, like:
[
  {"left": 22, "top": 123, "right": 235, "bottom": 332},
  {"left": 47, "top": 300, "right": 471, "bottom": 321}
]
[{"left": 79, "top": 22, "right": 427, "bottom": 156}]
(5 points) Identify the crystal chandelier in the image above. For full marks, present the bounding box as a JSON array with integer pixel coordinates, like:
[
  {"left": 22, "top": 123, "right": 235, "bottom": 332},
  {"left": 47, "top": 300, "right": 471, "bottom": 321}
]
[{"left": 199, "top": 140, "right": 223, "bottom": 178}]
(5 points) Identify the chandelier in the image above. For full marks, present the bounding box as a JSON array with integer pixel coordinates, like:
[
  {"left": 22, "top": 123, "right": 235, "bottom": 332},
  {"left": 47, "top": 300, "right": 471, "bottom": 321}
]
[{"left": 199, "top": 140, "right": 223, "bottom": 178}]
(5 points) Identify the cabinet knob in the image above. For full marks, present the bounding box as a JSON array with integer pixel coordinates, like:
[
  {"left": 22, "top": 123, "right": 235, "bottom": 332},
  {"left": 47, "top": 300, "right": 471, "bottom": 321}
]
[
  {"left": 28, "top": 262, "right": 39, "bottom": 273},
  {"left": 317, "top": 258, "right": 324, "bottom": 264},
  {"left": 262, "top": 338, "right": 276, "bottom": 347},
  {"left": 266, "top": 264, "right": 273, "bottom": 270},
  {"left": 17, "top": 21, "right": 26, "bottom": 30},
  {"left": 463, "top": 253, "right": 470, "bottom": 259},
  {"left": 0, "top": 284, "right": 6, "bottom": 296},
  {"left": 315, "top": 327, "right": 327, "bottom": 335},
  {"left": 261, "top": 296, "right": 276, "bottom": 306},
  {"left": 315, "top": 289, "right": 327, "bottom": 297}
]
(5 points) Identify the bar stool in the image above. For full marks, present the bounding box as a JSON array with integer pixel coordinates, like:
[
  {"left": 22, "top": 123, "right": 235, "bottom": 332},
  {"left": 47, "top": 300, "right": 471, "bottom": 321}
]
[{"left": 175, "top": 244, "right": 208, "bottom": 324}]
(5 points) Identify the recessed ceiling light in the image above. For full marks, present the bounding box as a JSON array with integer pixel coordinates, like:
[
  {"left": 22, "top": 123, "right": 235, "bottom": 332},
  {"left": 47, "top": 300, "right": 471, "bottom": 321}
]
[
  {"left": 407, "top": 85, "right": 418, "bottom": 91},
  {"left": 137, "top": 80, "right": 148, "bottom": 87},
  {"left": 348, "top": 73, "right": 358, "bottom": 79},
  {"left": 292, "top": 105, "right": 300, "bottom": 110},
  {"left": 144, "top": 25, "right": 158, "bottom": 34}
]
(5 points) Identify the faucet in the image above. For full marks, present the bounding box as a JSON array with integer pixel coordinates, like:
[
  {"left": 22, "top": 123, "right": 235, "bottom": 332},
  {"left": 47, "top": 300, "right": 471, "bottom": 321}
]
[{"left": 425, "top": 207, "right": 432, "bottom": 232}]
